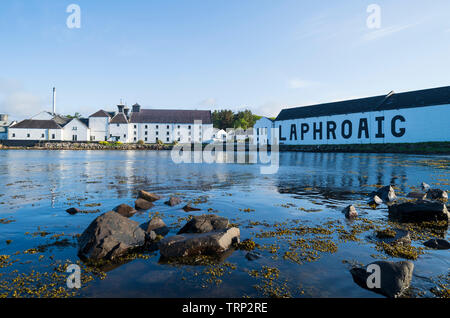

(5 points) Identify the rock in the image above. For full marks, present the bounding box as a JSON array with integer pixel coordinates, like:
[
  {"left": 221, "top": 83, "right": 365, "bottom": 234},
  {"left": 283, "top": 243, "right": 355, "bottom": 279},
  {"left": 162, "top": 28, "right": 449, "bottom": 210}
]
[
  {"left": 165, "top": 197, "right": 182, "bottom": 207},
  {"left": 406, "top": 192, "right": 426, "bottom": 200},
  {"left": 183, "top": 204, "right": 201, "bottom": 212},
  {"left": 376, "top": 229, "right": 411, "bottom": 246},
  {"left": 368, "top": 195, "right": 383, "bottom": 206},
  {"left": 138, "top": 190, "right": 161, "bottom": 202},
  {"left": 343, "top": 205, "right": 358, "bottom": 219},
  {"left": 177, "top": 214, "right": 229, "bottom": 234},
  {"left": 425, "top": 189, "right": 448, "bottom": 201},
  {"left": 113, "top": 204, "right": 136, "bottom": 218},
  {"left": 373, "top": 185, "right": 397, "bottom": 203},
  {"left": 135, "top": 198, "right": 154, "bottom": 210},
  {"left": 142, "top": 217, "right": 169, "bottom": 236},
  {"left": 78, "top": 211, "right": 147, "bottom": 261},
  {"left": 350, "top": 261, "right": 414, "bottom": 298},
  {"left": 66, "top": 207, "right": 80, "bottom": 215},
  {"left": 423, "top": 238, "right": 450, "bottom": 250},
  {"left": 388, "top": 200, "right": 449, "bottom": 222},
  {"left": 159, "top": 227, "right": 240, "bottom": 259},
  {"left": 421, "top": 182, "right": 431, "bottom": 192},
  {"left": 245, "top": 252, "right": 262, "bottom": 261}
]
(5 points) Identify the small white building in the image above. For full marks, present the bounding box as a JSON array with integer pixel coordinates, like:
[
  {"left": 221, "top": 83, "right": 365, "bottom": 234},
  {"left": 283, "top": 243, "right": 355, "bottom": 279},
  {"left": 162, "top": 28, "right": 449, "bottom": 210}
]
[
  {"left": 88, "top": 110, "right": 112, "bottom": 142},
  {"left": 62, "top": 118, "right": 90, "bottom": 142},
  {"left": 253, "top": 117, "right": 275, "bottom": 145},
  {"left": 0, "top": 114, "right": 13, "bottom": 140},
  {"left": 8, "top": 119, "right": 64, "bottom": 141}
]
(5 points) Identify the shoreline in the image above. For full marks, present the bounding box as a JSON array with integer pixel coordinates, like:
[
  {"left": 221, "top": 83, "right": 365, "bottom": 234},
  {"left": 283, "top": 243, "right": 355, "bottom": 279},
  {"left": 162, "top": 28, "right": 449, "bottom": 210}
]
[{"left": 0, "top": 141, "right": 449, "bottom": 155}]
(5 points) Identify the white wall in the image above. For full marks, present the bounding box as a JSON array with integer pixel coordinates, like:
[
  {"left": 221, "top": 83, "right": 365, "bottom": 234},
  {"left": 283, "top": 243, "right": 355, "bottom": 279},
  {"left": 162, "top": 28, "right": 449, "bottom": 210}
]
[
  {"left": 8, "top": 128, "right": 63, "bottom": 141},
  {"left": 273, "top": 104, "right": 450, "bottom": 145},
  {"left": 89, "top": 117, "right": 109, "bottom": 142},
  {"left": 109, "top": 123, "right": 131, "bottom": 142},
  {"left": 63, "top": 119, "right": 90, "bottom": 141}
]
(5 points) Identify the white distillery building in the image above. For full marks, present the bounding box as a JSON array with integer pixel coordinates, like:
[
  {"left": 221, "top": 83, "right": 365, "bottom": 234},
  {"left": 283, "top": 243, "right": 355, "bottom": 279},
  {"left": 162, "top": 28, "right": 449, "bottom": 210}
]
[
  {"left": 8, "top": 104, "right": 214, "bottom": 143},
  {"left": 255, "top": 86, "right": 450, "bottom": 145},
  {"left": 253, "top": 117, "right": 275, "bottom": 145}
]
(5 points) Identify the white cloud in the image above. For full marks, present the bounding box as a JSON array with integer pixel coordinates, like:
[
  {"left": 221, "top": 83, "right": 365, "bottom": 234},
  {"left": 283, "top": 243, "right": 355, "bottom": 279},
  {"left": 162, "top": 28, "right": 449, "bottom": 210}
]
[
  {"left": 362, "top": 23, "right": 418, "bottom": 41},
  {"left": 0, "top": 79, "right": 45, "bottom": 120},
  {"left": 288, "top": 79, "right": 317, "bottom": 89},
  {"left": 252, "top": 101, "right": 284, "bottom": 118}
]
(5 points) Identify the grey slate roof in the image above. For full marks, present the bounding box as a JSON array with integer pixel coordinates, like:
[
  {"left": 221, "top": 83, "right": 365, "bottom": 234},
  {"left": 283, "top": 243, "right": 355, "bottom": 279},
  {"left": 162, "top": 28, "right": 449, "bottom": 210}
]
[
  {"left": 89, "top": 109, "right": 112, "bottom": 118},
  {"left": 276, "top": 86, "right": 450, "bottom": 121},
  {"left": 129, "top": 109, "right": 212, "bottom": 124},
  {"left": 10, "top": 120, "right": 62, "bottom": 129},
  {"left": 110, "top": 113, "right": 129, "bottom": 124}
]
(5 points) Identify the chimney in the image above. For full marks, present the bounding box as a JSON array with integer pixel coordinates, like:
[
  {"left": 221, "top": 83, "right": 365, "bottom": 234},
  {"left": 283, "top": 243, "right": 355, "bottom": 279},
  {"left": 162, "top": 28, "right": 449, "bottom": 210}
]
[
  {"left": 52, "top": 87, "right": 56, "bottom": 115},
  {"left": 132, "top": 103, "right": 141, "bottom": 113},
  {"left": 117, "top": 104, "right": 125, "bottom": 113},
  {"left": 124, "top": 107, "right": 129, "bottom": 117}
]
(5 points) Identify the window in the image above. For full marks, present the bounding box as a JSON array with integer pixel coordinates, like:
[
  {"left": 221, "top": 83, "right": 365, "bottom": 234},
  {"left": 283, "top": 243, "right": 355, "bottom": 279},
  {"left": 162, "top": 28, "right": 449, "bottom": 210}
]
[
  {"left": 72, "top": 135, "right": 77, "bottom": 141},
  {"left": 156, "top": 137, "right": 159, "bottom": 142},
  {"left": 178, "top": 137, "right": 181, "bottom": 141},
  {"left": 134, "top": 137, "right": 137, "bottom": 141},
  {"left": 41, "top": 134, "right": 45, "bottom": 138},
  {"left": 72, "top": 126, "right": 77, "bottom": 131},
  {"left": 12, "top": 133, "right": 15, "bottom": 137},
  {"left": 145, "top": 137, "right": 147, "bottom": 142},
  {"left": 166, "top": 137, "right": 169, "bottom": 142},
  {"left": 188, "top": 125, "right": 191, "bottom": 129},
  {"left": 134, "top": 131, "right": 136, "bottom": 135},
  {"left": 177, "top": 125, "right": 180, "bottom": 129},
  {"left": 167, "top": 125, "right": 169, "bottom": 129},
  {"left": 145, "top": 131, "right": 148, "bottom": 135},
  {"left": 145, "top": 125, "right": 148, "bottom": 129},
  {"left": 156, "top": 131, "right": 159, "bottom": 136},
  {"left": 166, "top": 132, "right": 169, "bottom": 136},
  {"left": 123, "top": 134, "right": 126, "bottom": 138},
  {"left": 156, "top": 125, "right": 159, "bottom": 129},
  {"left": 27, "top": 134, "right": 30, "bottom": 138},
  {"left": 90, "top": 136, "right": 95, "bottom": 141},
  {"left": 117, "top": 124, "right": 120, "bottom": 127},
  {"left": 134, "top": 125, "right": 137, "bottom": 129}
]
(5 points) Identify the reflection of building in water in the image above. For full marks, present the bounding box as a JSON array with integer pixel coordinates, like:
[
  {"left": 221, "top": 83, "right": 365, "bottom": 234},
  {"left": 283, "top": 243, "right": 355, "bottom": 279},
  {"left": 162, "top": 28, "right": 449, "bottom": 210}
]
[{"left": 275, "top": 152, "right": 411, "bottom": 199}]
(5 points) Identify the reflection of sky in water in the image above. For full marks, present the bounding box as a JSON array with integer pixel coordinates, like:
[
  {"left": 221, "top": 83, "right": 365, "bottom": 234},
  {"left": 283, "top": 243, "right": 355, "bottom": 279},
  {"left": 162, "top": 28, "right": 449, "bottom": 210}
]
[{"left": 0, "top": 150, "right": 448, "bottom": 297}]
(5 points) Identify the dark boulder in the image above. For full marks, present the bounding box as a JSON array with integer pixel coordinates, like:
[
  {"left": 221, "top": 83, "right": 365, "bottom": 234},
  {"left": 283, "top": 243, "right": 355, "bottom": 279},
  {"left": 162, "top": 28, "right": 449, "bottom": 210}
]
[
  {"left": 113, "top": 204, "right": 136, "bottom": 218},
  {"left": 372, "top": 185, "right": 397, "bottom": 203},
  {"left": 406, "top": 192, "right": 426, "bottom": 200},
  {"left": 165, "top": 197, "right": 182, "bottom": 207},
  {"left": 388, "top": 200, "right": 449, "bottom": 222},
  {"left": 78, "top": 211, "right": 147, "bottom": 261},
  {"left": 177, "top": 214, "right": 229, "bottom": 234},
  {"left": 375, "top": 229, "right": 411, "bottom": 246},
  {"left": 66, "top": 207, "right": 80, "bottom": 215},
  {"left": 138, "top": 190, "right": 161, "bottom": 202},
  {"left": 135, "top": 198, "right": 155, "bottom": 210},
  {"left": 343, "top": 205, "right": 358, "bottom": 219},
  {"left": 350, "top": 261, "right": 414, "bottom": 298},
  {"left": 425, "top": 189, "right": 448, "bottom": 201},
  {"left": 159, "top": 227, "right": 240, "bottom": 259},
  {"left": 142, "top": 217, "right": 169, "bottom": 236},
  {"left": 183, "top": 204, "right": 201, "bottom": 212},
  {"left": 423, "top": 238, "right": 450, "bottom": 250}
]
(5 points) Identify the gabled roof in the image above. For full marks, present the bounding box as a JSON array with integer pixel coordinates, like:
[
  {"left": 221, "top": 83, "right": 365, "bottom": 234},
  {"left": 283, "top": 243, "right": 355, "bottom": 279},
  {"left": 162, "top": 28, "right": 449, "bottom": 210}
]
[
  {"left": 276, "top": 86, "right": 450, "bottom": 121},
  {"left": 89, "top": 109, "right": 112, "bottom": 118},
  {"left": 10, "top": 120, "right": 62, "bottom": 129},
  {"left": 63, "top": 117, "right": 89, "bottom": 128},
  {"left": 53, "top": 115, "right": 71, "bottom": 127},
  {"left": 129, "top": 109, "right": 212, "bottom": 124},
  {"left": 110, "top": 113, "right": 129, "bottom": 124}
]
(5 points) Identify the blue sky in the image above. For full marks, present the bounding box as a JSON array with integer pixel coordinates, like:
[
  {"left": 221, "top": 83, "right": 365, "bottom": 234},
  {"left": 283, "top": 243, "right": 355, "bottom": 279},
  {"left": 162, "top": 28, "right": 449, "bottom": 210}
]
[{"left": 1, "top": 0, "right": 449, "bottom": 120}]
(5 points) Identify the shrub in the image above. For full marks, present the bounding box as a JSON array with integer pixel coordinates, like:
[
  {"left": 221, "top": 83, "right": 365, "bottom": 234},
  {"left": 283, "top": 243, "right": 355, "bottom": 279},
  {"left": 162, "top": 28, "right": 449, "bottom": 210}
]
[
  {"left": 157, "top": 139, "right": 164, "bottom": 145},
  {"left": 137, "top": 140, "right": 145, "bottom": 145},
  {"left": 99, "top": 141, "right": 110, "bottom": 146}
]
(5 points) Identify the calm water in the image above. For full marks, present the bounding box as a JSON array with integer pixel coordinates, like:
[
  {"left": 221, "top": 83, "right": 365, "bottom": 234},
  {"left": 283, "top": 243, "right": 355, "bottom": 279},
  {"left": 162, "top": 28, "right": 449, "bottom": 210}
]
[{"left": 0, "top": 150, "right": 448, "bottom": 298}]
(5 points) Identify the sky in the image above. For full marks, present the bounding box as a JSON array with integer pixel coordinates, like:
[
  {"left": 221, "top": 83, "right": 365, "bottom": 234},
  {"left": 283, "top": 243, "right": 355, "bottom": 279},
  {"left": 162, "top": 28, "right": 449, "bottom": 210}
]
[{"left": 1, "top": 0, "right": 450, "bottom": 120}]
